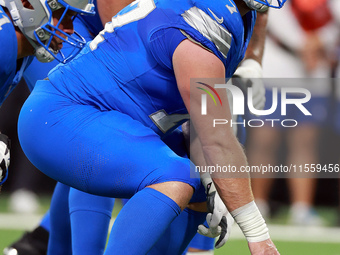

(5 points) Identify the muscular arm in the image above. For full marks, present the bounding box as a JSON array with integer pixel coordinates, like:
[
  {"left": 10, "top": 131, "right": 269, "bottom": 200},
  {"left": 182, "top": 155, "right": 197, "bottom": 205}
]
[
  {"left": 174, "top": 39, "right": 279, "bottom": 255},
  {"left": 173, "top": 39, "right": 253, "bottom": 212}
]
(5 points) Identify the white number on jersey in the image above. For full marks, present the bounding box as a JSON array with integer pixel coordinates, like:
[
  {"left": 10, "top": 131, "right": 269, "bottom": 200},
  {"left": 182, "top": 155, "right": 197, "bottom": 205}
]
[
  {"left": 0, "top": 10, "right": 10, "bottom": 31},
  {"left": 90, "top": 0, "right": 156, "bottom": 50}
]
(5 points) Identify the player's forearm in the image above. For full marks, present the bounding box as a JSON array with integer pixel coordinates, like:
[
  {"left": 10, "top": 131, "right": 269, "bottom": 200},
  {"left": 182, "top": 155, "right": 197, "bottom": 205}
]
[
  {"left": 189, "top": 121, "right": 271, "bottom": 244},
  {"left": 201, "top": 139, "right": 254, "bottom": 212},
  {"left": 186, "top": 121, "right": 253, "bottom": 210},
  {"left": 196, "top": 129, "right": 271, "bottom": 242}
]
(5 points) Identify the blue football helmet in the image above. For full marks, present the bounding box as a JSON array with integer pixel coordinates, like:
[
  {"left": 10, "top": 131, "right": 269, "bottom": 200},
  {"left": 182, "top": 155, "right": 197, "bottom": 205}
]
[
  {"left": 0, "top": 0, "right": 95, "bottom": 63},
  {"left": 243, "top": 0, "right": 287, "bottom": 12}
]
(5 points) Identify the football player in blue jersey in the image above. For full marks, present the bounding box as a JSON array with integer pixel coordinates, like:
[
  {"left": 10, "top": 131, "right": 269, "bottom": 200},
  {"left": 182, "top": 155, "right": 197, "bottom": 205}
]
[
  {"left": 0, "top": 1, "right": 118, "bottom": 254},
  {"left": 17, "top": 0, "right": 287, "bottom": 254},
  {"left": 0, "top": 0, "right": 108, "bottom": 254},
  {"left": 3, "top": 1, "right": 205, "bottom": 254},
  {"left": 3, "top": 0, "right": 280, "bottom": 255},
  {"left": 0, "top": 0, "right": 95, "bottom": 183},
  {"left": 4, "top": 1, "right": 215, "bottom": 254},
  {"left": 0, "top": 0, "right": 95, "bottom": 186}
]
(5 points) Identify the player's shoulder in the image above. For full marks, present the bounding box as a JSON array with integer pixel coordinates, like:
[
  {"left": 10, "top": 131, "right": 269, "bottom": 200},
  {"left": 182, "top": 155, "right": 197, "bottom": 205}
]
[
  {"left": 0, "top": 6, "right": 17, "bottom": 80},
  {"left": 146, "top": 0, "right": 256, "bottom": 67},
  {"left": 0, "top": 6, "right": 15, "bottom": 38},
  {"left": 175, "top": 0, "right": 256, "bottom": 76},
  {"left": 150, "top": 1, "right": 242, "bottom": 41},
  {"left": 182, "top": 0, "right": 255, "bottom": 36}
]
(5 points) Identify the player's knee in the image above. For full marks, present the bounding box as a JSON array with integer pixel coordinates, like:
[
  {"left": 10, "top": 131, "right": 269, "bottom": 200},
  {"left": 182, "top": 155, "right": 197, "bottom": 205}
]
[
  {"left": 142, "top": 159, "right": 201, "bottom": 192},
  {"left": 143, "top": 160, "right": 201, "bottom": 209},
  {"left": 147, "top": 181, "right": 194, "bottom": 210}
]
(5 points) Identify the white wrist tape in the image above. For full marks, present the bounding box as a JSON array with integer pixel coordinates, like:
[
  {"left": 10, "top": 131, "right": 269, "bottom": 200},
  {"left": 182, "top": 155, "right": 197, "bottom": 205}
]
[{"left": 230, "top": 201, "right": 270, "bottom": 242}]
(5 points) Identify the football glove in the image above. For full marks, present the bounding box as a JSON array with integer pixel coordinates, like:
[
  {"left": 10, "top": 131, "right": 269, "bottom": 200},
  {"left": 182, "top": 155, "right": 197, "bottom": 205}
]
[
  {"left": 198, "top": 173, "right": 234, "bottom": 248},
  {"left": 233, "top": 59, "right": 265, "bottom": 113},
  {"left": 0, "top": 133, "right": 10, "bottom": 185}
]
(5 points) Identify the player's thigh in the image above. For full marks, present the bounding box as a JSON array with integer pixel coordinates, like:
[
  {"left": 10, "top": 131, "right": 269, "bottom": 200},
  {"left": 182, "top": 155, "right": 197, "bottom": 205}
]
[{"left": 19, "top": 86, "right": 197, "bottom": 198}]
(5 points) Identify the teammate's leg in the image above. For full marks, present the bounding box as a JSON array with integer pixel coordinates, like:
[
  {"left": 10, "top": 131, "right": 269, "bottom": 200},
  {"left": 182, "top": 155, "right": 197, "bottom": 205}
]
[
  {"left": 148, "top": 208, "right": 207, "bottom": 255},
  {"left": 106, "top": 184, "right": 192, "bottom": 254},
  {"left": 69, "top": 188, "right": 115, "bottom": 255},
  {"left": 48, "top": 183, "right": 72, "bottom": 255}
]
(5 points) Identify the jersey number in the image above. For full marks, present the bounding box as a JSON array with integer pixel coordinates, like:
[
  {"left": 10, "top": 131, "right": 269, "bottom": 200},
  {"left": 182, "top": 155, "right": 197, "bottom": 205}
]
[
  {"left": 90, "top": 0, "right": 156, "bottom": 50},
  {"left": 0, "top": 12, "right": 10, "bottom": 31},
  {"left": 149, "top": 110, "right": 190, "bottom": 134}
]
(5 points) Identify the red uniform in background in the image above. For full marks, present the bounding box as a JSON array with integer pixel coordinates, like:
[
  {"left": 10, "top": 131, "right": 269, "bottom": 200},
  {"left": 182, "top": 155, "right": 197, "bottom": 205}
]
[{"left": 291, "top": 0, "right": 333, "bottom": 31}]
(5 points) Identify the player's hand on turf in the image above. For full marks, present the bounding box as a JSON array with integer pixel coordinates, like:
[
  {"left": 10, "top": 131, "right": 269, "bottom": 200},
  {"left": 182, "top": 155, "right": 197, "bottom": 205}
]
[
  {"left": 198, "top": 174, "right": 234, "bottom": 248},
  {"left": 233, "top": 59, "right": 265, "bottom": 112},
  {"left": 248, "top": 239, "right": 280, "bottom": 255},
  {"left": 0, "top": 133, "right": 10, "bottom": 185}
]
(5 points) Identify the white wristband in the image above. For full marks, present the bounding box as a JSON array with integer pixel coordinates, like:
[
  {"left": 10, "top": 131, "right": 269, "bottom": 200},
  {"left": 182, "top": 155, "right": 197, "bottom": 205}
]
[{"left": 230, "top": 201, "right": 270, "bottom": 242}]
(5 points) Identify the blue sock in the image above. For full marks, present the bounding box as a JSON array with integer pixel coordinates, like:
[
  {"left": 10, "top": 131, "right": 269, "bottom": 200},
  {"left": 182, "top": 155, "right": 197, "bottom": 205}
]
[
  {"left": 105, "top": 188, "right": 181, "bottom": 255},
  {"left": 148, "top": 208, "right": 206, "bottom": 255},
  {"left": 39, "top": 210, "right": 51, "bottom": 232},
  {"left": 69, "top": 188, "right": 115, "bottom": 255},
  {"left": 48, "top": 183, "right": 72, "bottom": 255}
]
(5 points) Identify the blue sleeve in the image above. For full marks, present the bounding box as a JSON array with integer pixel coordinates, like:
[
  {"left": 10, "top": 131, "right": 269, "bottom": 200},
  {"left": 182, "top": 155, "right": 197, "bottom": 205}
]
[
  {"left": 149, "top": 28, "right": 187, "bottom": 70},
  {"left": 0, "top": 6, "right": 17, "bottom": 105}
]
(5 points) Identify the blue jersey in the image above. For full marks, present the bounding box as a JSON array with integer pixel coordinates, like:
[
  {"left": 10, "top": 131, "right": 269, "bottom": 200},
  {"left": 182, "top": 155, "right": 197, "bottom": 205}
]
[
  {"left": 0, "top": 6, "right": 33, "bottom": 106},
  {"left": 48, "top": 0, "right": 256, "bottom": 137},
  {"left": 19, "top": 2, "right": 255, "bottom": 252}
]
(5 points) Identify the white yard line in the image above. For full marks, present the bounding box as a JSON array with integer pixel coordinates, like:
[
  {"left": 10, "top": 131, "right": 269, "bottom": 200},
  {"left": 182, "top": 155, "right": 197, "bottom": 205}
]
[
  {"left": 1, "top": 213, "right": 340, "bottom": 243},
  {"left": 0, "top": 213, "right": 44, "bottom": 230}
]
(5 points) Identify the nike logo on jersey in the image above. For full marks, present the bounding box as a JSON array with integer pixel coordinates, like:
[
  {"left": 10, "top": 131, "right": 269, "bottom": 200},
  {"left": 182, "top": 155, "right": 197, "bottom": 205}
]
[
  {"left": 226, "top": 0, "right": 238, "bottom": 14},
  {"left": 208, "top": 8, "right": 223, "bottom": 24}
]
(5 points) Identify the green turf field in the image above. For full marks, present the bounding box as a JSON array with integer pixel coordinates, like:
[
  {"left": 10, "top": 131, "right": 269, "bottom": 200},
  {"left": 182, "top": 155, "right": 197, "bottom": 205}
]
[
  {"left": 0, "top": 194, "right": 339, "bottom": 254},
  {"left": 216, "top": 240, "right": 340, "bottom": 255},
  {"left": 1, "top": 229, "right": 339, "bottom": 255}
]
